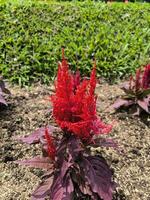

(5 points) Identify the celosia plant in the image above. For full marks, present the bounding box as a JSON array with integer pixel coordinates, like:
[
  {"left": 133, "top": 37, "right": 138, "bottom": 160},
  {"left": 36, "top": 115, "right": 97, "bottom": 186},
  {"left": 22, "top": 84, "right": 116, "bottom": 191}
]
[
  {"left": 112, "top": 64, "right": 150, "bottom": 115},
  {"left": 0, "top": 77, "right": 10, "bottom": 106},
  {"left": 15, "top": 49, "right": 117, "bottom": 200}
]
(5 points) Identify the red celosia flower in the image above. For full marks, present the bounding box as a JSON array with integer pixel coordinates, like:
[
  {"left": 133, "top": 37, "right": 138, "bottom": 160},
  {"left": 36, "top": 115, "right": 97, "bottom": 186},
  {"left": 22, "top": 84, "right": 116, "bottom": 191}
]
[
  {"left": 142, "top": 64, "right": 150, "bottom": 89},
  {"left": 51, "top": 49, "right": 112, "bottom": 141},
  {"left": 135, "top": 68, "right": 142, "bottom": 91},
  {"left": 128, "top": 65, "right": 150, "bottom": 92},
  {"left": 73, "top": 70, "right": 81, "bottom": 91},
  {"left": 44, "top": 128, "right": 56, "bottom": 160},
  {"left": 112, "top": 64, "right": 150, "bottom": 115}
]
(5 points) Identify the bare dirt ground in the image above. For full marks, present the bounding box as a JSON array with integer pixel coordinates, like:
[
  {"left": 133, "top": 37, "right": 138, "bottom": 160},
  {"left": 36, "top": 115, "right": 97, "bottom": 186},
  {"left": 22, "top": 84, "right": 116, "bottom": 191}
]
[{"left": 0, "top": 82, "right": 150, "bottom": 200}]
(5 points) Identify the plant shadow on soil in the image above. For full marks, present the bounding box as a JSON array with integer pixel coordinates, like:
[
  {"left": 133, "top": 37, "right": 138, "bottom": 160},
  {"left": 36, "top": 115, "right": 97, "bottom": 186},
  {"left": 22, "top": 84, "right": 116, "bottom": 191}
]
[{"left": 115, "top": 106, "right": 150, "bottom": 127}]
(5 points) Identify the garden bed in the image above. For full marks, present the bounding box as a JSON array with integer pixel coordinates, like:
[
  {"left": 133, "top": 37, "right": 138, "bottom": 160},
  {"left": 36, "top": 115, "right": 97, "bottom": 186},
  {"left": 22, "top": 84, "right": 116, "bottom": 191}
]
[{"left": 0, "top": 82, "right": 150, "bottom": 200}]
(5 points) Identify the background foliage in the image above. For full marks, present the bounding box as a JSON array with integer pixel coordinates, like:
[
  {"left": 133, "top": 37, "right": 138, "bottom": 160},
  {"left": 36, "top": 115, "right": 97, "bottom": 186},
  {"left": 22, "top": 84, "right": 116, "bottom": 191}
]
[{"left": 0, "top": 1, "right": 150, "bottom": 85}]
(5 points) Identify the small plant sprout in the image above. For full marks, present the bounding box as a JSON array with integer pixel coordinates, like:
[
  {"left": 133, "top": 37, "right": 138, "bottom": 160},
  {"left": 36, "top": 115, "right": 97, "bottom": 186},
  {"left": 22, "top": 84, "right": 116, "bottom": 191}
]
[
  {"left": 15, "top": 49, "right": 117, "bottom": 200},
  {"left": 112, "top": 64, "right": 150, "bottom": 115}
]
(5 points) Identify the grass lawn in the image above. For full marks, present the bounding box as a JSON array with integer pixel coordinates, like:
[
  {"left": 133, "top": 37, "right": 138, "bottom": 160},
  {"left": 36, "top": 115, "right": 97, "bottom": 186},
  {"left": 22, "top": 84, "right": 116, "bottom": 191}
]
[{"left": 0, "top": 0, "right": 150, "bottom": 85}]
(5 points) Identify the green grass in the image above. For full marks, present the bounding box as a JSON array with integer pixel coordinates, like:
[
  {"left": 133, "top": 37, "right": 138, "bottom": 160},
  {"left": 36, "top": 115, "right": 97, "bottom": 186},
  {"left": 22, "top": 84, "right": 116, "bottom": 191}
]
[{"left": 0, "top": 1, "right": 150, "bottom": 85}]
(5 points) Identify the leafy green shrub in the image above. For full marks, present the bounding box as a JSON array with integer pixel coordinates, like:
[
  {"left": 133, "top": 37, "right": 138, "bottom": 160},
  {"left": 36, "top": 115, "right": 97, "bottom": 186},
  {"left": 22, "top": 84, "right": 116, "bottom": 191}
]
[{"left": 0, "top": 1, "right": 150, "bottom": 85}]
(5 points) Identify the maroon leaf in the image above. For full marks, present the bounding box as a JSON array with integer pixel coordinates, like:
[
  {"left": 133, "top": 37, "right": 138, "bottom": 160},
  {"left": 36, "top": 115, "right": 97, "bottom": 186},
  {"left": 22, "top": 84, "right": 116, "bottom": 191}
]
[
  {"left": 32, "top": 173, "right": 53, "bottom": 200},
  {"left": 50, "top": 175, "right": 64, "bottom": 200},
  {"left": 92, "top": 138, "right": 118, "bottom": 149},
  {"left": 15, "top": 156, "right": 53, "bottom": 169},
  {"left": 92, "top": 138, "right": 123, "bottom": 154},
  {"left": 112, "top": 98, "right": 134, "bottom": 109},
  {"left": 81, "top": 155, "right": 116, "bottom": 200},
  {"left": 79, "top": 181, "right": 94, "bottom": 198},
  {"left": 62, "top": 174, "right": 74, "bottom": 200},
  {"left": 68, "top": 135, "right": 83, "bottom": 160},
  {"left": 50, "top": 173, "right": 74, "bottom": 200},
  {"left": 61, "top": 157, "right": 73, "bottom": 178},
  {"left": 137, "top": 96, "right": 150, "bottom": 113},
  {"left": 76, "top": 167, "right": 97, "bottom": 199},
  {"left": 56, "top": 138, "right": 67, "bottom": 167},
  {"left": 31, "top": 196, "right": 43, "bottom": 200},
  {"left": 14, "top": 126, "right": 57, "bottom": 144}
]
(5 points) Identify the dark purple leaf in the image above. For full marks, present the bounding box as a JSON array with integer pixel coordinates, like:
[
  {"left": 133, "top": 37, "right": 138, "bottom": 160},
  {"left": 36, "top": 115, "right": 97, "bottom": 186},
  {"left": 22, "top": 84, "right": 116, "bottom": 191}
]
[
  {"left": 32, "top": 173, "right": 53, "bottom": 199},
  {"left": 61, "top": 157, "right": 72, "bottom": 178},
  {"left": 77, "top": 169, "right": 97, "bottom": 200},
  {"left": 92, "top": 138, "right": 118, "bottom": 149},
  {"left": 81, "top": 155, "right": 116, "bottom": 200},
  {"left": 62, "top": 174, "right": 74, "bottom": 200},
  {"left": 68, "top": 135, "right": 83, "bottom": 160},
  {"left": 50, "top": 173, "right": 74, "bottom": 200},
  {"left": 56, "top": 138, "right": 67, "bottom": 167},
  {"left": 50, "top": 144, "right": 75, "bottom": 200},
  {"left": 31, "top": 196, "right": 44, "bottom": 200},
  {"left": 92, "top": 138, "right": 123, "bottom": 154},
  {"left": 15, "top": 156, "right": 53, "bottom": 169},
  {"left": 112, "top": 99, "right": 134, "bottom": 109},
  {"left": 138, "top": 96, "right": 150, "bottom": 113},
  {"left": 50, "top": 175, "right": 64, "bottom": 200},
  {"left": 57, "top": 138, "right": 67, "bottom": 156},
  {"left": 79, "top": 182, "right": 94, "bottom": 198},
  {"left": 14, "top": 126, "right": 57, "bottom": 144}
]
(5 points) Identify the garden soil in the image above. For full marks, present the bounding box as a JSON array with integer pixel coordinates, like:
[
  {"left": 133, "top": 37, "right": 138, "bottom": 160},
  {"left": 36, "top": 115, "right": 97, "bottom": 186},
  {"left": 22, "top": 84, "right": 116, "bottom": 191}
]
[{"left": 0, "top": 82, "right": 150, "bottom": 200}]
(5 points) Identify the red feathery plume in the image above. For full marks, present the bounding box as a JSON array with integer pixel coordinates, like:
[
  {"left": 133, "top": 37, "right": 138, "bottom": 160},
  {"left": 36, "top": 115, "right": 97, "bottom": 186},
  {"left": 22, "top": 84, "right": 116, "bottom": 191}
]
[
  {"left": 45, "top": 128, "right": 56, "bottom": 160},
  {"left": 51, "top": 49, "right": 112, "bottom": 141},
  {"left": 73, "top": 70, "right": 81, "bottom": 91},
  {"left": 142, "top": 64, "right": 150, "bottom": 89},
  {"left": 135, "top": 68, "right": 142, "bottom": 91}
]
